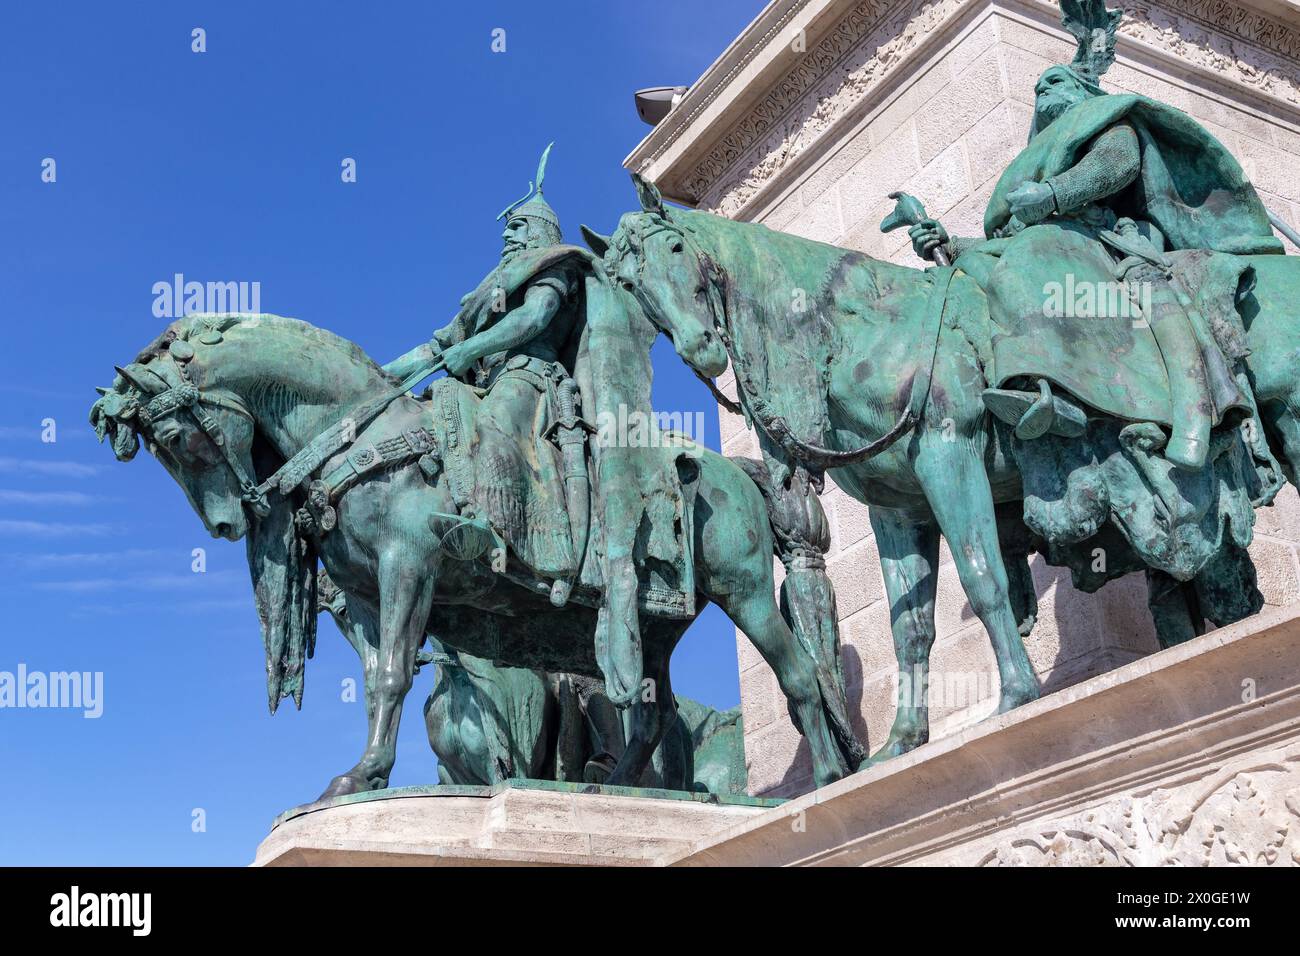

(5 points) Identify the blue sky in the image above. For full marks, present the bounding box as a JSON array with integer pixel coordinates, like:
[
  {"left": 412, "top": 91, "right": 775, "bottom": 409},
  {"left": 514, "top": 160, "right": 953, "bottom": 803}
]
[{"left": 0, "top": 0, "right": 763, "bottom": 865}]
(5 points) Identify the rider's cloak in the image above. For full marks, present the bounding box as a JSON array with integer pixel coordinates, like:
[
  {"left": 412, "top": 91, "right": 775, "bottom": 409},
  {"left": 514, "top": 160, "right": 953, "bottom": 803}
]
[
  {"left": 440, "top": 245, "right": 598, "bottom": 354},
  {"left": 984, "top": 93, "right": 1280, "bottom": 255},
  {"left": 960, "top": 94, "right": 1283, "bottom": 430}
]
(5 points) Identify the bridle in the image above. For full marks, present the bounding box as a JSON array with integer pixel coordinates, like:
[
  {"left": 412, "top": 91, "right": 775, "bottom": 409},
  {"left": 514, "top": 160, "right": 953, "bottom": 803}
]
[
  {"left": 114, "top": 328, "right": 444, "bottom": 532},
  {"left": 126, "top": 351, "right": 272, "bottom": 517},
  {"left": 617, "top": 213, "right": 928, "bottom": 477}
]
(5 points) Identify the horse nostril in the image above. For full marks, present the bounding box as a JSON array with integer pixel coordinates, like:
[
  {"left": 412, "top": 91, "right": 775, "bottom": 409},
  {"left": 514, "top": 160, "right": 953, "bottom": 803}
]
[{"left": 213, "top": 522, "right": 232, "bottom": 539}]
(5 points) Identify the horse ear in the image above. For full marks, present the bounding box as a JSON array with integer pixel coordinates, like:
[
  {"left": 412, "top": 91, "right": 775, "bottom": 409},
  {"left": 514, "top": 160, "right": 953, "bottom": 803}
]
[
  {"left": 580, "top": 224, "right": 612, "bottom": 258},
  {"left": 631, "top": 173, "right": 666, "bottom": 217},
  {"left": 114, "top": 363, "right": 164, "bottom": 395}
]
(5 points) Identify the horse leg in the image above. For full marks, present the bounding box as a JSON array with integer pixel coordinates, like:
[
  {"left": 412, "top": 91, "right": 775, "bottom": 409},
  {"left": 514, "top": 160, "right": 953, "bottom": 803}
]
[
  {"left": 722, "top": 586, "right": 848, "bottom": 788},
  {"left": 915, "top": 435, "right": 1040, "bottom": 714},
  {"left": 1145, "top": 568, "right": 1205, "bottom": 648},
  {"left": 321, "top": 550, "right": 434, "bottom": 797},
  {"left": 318, "top": 596, "right": 381, "bottom": 797},
  {"left": 862, "top": 506, "right": 940, "bottom": 765},
  {"left": 604, "top": 635, "right": 680, "bottom": 786}
]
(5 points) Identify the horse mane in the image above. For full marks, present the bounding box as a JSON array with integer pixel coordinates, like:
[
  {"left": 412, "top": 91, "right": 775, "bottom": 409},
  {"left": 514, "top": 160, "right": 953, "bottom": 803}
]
[
  {"left": 139, "top": 313, "right": 399, "bottom": 386},
  {"left": 670, "top": 209, "right": 893, "bottom": 308}
]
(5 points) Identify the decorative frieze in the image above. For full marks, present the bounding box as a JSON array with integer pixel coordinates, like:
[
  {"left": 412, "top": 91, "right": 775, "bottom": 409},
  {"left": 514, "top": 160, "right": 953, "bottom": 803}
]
[
  {"left": 1122, "top": 1, "right": 1300, "bottom": 108},
  {"left": 691, "top": 0, "right": 969, "bottom": 215},
  {"left": 677, "top": 0, "right": 1300, "bottom": 218},
  {"left": 979, "top": 744, "right": 1300, "bottom": 866}
]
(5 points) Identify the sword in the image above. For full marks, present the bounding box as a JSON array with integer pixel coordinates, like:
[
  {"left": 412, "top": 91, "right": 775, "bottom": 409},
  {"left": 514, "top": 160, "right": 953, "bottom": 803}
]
[
  {"left": 545, "top": 377, "right": 594, "bottom": 608},
  {"left": 1268, "top": 207, "right": 1300, "bottom": 250}
]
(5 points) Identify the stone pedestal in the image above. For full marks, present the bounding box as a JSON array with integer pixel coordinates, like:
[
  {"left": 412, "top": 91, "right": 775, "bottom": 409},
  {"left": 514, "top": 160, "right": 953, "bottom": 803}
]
[
  {"left": 625, "top": 0, "right": 1300, "bottom": 797},
  {"left": 256, "top": 606, "right": 1300, "bottom": 866},
  {"left": 666, "top": 603, "right": 1300, "bottom": 866},
  {"left": 253, "top": 780, "right": 780, "bottom": 867}
]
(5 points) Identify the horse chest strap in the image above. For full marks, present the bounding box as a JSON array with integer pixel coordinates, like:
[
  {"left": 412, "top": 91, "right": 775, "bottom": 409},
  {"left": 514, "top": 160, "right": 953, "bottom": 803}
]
[{"left": 302, "top": 427, "right": 439, "bottom": 534}]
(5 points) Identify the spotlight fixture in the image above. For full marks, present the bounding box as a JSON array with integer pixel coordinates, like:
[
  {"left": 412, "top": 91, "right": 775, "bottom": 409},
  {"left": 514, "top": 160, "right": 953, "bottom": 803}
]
[{"left": 634, "top": 86, "right": 689, "bottom": 126}]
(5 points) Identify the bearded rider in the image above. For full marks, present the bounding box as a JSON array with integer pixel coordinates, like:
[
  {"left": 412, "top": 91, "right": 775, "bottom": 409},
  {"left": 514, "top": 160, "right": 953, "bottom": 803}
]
[
  {"left": 396, "top": 145, "right": 663, "bottom": 710},
  {"left": 427, "top": 144, "right": 595, "bottom": 604},
  {"left": 906, "top": 1, "right": 1283, "bottom": 470}
]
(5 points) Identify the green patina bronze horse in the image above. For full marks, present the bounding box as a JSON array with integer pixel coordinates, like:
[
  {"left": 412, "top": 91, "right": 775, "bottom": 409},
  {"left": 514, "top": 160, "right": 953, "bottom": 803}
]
[
  {"left": 90, "top": 308, "right": 863, "bottom": 798},
  {"left": 593, "top": 175, "right": 1300, "bottom": 763}
]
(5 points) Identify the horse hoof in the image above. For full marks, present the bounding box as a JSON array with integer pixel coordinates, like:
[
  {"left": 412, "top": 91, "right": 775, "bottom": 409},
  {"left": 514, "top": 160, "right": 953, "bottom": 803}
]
[
  {"left": 583, "top": 753, "right": 617, "bottom": 785},
  {"left": 319, "top": 773, "right": 367, "bottom": 800},
  {"left": 861, "top": 732, "right": 928, "bottom": 768},
  {"left": 996, "top": 681, "right": 1040, "bottom": 714}
]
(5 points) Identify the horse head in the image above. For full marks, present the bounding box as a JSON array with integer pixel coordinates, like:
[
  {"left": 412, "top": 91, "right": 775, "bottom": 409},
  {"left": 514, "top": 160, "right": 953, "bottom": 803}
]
[
  {"left": 582, "top": 174, "right": 730, "bottom": 379},
  {"left": 90, "top": 315, "right": 262, "bottom": 541}
]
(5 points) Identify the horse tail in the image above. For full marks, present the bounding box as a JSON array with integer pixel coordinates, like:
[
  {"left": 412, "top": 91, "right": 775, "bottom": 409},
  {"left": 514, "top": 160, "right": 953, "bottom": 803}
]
[{"left": 732, "top": 458, "right": 868, "bottom": 770}]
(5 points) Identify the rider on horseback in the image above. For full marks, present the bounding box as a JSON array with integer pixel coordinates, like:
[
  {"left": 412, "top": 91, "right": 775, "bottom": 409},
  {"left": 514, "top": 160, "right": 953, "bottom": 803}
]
[
  {"left": 906, "top": 0, "right": 1283, "bottom": 471},
  {"left": 428, "top": 144, "right": 593, "bottom": 604},
  {"left": 417, "top": 145, "right": 690, "bottom": 710}
]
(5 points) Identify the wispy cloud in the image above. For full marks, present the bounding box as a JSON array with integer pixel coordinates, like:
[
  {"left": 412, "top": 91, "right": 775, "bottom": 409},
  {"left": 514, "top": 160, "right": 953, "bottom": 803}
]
[
  {"left": 0, "top": 426, "right": 90, "bottom": 441},
  {"left": 0, "top": 457, "right": 101, "bottom": 478},
  {"left": 31, "top": 570, "right": 243, "bottom": 593},
  {"left": 0, "top": 489, "right": 108, "bottom": 506},
  {"left": 2, "top": 548, "right": 171, "bottom": 569},
  {"left": 67, "top": 595, "right": 251, "bottom": 619},
  {"left": 0, "top": 519, "right": 115, "bottom": 537},
  {"left": 0, "top": 384, "right": 85, "bottom": 400}
]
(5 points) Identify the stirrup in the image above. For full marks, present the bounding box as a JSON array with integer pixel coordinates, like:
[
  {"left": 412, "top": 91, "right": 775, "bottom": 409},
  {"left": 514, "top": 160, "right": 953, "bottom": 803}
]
[{"left": 983, "top": 379, "right": 1087, "bottom": 439}]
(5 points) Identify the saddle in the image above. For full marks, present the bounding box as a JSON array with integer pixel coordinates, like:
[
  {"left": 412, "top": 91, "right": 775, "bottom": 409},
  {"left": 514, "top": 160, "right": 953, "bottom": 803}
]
[
  {"left": 417, "top": 375, "right": 700, "bottom": 619},
  {"left": 982, "top": 240, "right": 1253, "bottom": 436}
]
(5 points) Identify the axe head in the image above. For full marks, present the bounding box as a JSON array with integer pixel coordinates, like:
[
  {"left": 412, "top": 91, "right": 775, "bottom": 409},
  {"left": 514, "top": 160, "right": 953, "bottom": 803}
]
[{"left": 880, "top": 191, "right": 929, "bottom": 233}]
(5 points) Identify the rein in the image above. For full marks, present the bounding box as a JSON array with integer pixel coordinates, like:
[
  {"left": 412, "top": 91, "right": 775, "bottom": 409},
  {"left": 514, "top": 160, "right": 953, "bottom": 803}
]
[
  {"left": 137, "top": 346, "right": 443, "bottom": 521},
  {"left": 130, "top": 355, "right": 271, "bottom": 516},
  {"left": 252, "top": 357, "right": 443, "bottom": 503},
  {"left": 642, "top": 217, "right": 953, "bottom": 474}
]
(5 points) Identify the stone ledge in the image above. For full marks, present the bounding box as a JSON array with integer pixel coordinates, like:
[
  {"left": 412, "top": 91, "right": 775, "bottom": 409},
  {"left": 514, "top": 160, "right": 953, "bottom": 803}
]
[
  {"left": 255, "top": 608, "right": 1300, "bottom": 866},
  {"left": 665, "top": 603, "right": 1300, "bottom": 865},
  {"left": 253, "top": 779, "right": 781, "bottom": 867}
]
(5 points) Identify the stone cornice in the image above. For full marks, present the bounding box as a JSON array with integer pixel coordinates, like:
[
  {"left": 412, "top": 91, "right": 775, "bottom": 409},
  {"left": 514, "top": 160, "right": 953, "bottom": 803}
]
[
  {"left": 623, "top": 0, "right": 851, "bottom": 203},
  {"left": 625, "top": 0, "right": 1300, "bottom": 217}
]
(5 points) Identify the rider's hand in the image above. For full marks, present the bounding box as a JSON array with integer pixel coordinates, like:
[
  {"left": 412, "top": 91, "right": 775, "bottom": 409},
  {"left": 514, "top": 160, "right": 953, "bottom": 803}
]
[
  {"left": 907, "top": 219, "right": 949, "bottom": 260},
  {"left": 441, "top": 342, "right": 476, "bottom": 378},
  {"left": 1006, "top": 181, "right": 1056, "bottom": 225}
]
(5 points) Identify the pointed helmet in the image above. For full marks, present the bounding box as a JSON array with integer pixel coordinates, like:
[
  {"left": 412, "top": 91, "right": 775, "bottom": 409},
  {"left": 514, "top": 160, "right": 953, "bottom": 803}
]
[{"left": 497, "top": 142, "right": 562, "bottom": 245}]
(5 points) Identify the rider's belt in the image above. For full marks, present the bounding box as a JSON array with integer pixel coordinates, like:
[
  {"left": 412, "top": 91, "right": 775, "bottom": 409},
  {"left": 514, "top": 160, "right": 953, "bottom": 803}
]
[
  {"left": 299, "top": 427, "right": 439, "bottom": 534},
  {"left": 487, "top": 354, "right": 564, "bottom": 389}
]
